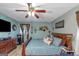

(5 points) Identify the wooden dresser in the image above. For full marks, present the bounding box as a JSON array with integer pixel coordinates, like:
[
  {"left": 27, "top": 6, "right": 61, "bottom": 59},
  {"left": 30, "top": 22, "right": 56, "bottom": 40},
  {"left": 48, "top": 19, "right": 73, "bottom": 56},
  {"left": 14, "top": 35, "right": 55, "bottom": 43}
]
[{"left": 0, "top": 38, "right": 17, "bottom": 54}]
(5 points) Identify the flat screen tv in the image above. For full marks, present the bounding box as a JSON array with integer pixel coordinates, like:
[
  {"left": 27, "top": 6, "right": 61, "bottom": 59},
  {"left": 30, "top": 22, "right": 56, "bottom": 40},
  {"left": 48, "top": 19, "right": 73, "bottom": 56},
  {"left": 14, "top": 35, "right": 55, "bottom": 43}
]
[{"left": 0, "top": 19, "right": 11, "bottom": 32}]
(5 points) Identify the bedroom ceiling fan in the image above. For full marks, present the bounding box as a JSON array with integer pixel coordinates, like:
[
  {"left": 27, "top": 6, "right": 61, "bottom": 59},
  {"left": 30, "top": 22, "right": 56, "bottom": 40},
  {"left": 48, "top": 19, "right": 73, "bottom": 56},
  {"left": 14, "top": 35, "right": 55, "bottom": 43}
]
[{"left": 16, "top": 3, "right": 47, "bottom": 19}]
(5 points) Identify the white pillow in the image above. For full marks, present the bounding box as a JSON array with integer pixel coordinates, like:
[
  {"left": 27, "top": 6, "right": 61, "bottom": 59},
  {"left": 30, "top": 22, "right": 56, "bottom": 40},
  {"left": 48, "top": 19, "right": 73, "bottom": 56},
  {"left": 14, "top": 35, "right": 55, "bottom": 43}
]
[{"left": 43, "top": 37, "right": 53, "bottom": 45}]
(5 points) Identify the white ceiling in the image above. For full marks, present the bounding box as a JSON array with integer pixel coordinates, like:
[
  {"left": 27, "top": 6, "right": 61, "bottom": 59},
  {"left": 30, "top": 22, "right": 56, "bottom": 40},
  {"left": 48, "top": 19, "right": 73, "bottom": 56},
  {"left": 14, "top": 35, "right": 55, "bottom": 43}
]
[{"left": 0, "top": 3, "right": 78, "bottom": 23}]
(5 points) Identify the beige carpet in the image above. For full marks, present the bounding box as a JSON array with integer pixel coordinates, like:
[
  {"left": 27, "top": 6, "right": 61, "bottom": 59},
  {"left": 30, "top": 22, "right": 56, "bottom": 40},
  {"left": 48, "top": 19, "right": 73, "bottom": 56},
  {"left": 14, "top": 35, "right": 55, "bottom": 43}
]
[{"left": 8, "top": 45, "right": 22, "bottom": 56}]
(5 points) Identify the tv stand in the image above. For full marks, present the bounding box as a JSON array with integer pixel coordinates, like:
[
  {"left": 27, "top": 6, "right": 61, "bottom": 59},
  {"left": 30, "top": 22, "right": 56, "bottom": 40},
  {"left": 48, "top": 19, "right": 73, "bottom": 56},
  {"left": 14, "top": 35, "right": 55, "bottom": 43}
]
[{"left": 0, "top": 38, "right": 17, "bottom": 55}]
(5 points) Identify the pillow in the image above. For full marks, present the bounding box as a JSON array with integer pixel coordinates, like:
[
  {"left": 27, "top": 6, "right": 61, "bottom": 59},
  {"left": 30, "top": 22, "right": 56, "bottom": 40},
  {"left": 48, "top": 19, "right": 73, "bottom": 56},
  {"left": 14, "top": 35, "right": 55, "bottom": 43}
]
[
  {"left": 53, "top": 37, "right": 62, "bottom": 46},
  {"left": 43, "top": 37, "right": 53, "bottom": 45}
]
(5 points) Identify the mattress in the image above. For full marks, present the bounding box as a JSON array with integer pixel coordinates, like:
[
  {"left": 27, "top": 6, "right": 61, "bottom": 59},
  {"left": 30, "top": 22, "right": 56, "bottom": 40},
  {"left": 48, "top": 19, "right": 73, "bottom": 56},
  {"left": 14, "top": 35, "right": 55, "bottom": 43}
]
[{"left": 25, "top": 39, "right": 65, "bottom": 56}]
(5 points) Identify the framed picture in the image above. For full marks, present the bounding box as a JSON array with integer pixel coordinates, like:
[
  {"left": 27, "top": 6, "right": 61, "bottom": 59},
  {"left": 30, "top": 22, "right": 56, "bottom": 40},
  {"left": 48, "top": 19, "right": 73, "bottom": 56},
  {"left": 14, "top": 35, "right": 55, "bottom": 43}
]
[
  {"left": 12, "top": 24, "right": 17, "bottom": 31},
  {"left": 55, "top": 20, "right": 64, "bottom": 28},
  {"left": 39, "top": 25, "right": 48, "bottom": 32}
]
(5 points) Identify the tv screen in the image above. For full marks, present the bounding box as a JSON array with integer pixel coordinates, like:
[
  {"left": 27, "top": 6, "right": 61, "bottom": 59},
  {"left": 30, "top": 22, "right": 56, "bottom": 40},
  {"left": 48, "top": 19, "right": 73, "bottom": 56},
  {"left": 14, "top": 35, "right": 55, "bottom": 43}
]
[{"left": 0, "top": 19, "right": 11, "bottom": 32}]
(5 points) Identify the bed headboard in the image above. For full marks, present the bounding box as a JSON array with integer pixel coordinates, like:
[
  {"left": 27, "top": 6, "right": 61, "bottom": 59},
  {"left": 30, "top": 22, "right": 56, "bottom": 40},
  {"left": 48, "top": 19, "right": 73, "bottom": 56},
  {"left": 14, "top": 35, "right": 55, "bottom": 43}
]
[{"left": 51, "top": 32, "right": 73, "bottom": 50}]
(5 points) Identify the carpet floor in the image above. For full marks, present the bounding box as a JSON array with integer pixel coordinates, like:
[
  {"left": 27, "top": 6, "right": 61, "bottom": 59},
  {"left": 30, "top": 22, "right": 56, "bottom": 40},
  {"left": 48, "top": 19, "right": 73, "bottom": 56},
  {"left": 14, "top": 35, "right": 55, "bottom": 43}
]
[{"left": 8, "top": 45, "right": 22, "bottom": 56}]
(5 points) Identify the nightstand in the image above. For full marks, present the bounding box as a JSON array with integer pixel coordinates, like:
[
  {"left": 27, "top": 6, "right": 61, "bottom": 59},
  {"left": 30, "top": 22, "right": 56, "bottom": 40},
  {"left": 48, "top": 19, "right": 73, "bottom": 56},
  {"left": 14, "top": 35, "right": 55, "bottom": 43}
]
[{"left": 60, "top": 48, "right": 74, "bottom": 56}]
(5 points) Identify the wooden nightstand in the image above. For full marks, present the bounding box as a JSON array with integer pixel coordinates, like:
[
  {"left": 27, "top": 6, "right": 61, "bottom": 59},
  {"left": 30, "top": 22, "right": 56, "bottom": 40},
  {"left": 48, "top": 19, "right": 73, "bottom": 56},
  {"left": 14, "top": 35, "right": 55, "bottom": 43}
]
[{"left": 60, "top": 48, "right": 74, "bottom": 56}]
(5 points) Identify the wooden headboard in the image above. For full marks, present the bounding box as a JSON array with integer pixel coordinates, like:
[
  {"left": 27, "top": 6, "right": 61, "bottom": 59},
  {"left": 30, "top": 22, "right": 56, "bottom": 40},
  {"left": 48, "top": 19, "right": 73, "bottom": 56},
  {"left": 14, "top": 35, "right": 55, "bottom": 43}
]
[{"left": 51, "top": 32, "right": 73, "bottom": 50}]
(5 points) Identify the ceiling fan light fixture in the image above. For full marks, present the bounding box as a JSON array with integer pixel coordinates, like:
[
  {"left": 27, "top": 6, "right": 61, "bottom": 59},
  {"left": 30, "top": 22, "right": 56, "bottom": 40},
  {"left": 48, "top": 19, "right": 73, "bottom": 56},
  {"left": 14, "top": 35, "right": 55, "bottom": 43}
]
[
  {"left": 15, "top": 3, "right": 48, "bottom": 19},
  {"left": 25, "top": 14, "right": 28, "bottom": 18},
  {"left": 35, "top": 14, "right": 39, "bottom": 19},
  {"left": 28, "top": 11, "right": 32, "bottom": 16},
  {"left": 32, "top": 12, "right": 35, "bottom": 16}
]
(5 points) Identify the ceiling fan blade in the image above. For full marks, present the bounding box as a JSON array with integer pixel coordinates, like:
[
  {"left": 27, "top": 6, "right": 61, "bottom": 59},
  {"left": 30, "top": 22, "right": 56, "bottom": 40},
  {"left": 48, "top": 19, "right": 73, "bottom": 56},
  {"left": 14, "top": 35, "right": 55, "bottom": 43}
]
[
  {"left": 34, "top": 13, "right": 39, "bottom": 19},
  {"left": 16, "top": 10, "right": 27, "bottom": 12},
  {"left": 25, "top": 14, "right": 29, "bottom": 18},
  {"left": 33, "top": 10, "right": 46, "bottom": 13}
]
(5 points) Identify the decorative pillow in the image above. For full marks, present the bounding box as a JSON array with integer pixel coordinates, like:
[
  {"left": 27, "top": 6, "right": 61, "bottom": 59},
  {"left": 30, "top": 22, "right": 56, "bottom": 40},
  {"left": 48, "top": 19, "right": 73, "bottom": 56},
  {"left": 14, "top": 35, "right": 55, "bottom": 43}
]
[
  {"left": 53, "top": 37, "right": 62, "bottom": 46},
  {"left": 43, "top": 37, "right": 53, "bottom": 45}
]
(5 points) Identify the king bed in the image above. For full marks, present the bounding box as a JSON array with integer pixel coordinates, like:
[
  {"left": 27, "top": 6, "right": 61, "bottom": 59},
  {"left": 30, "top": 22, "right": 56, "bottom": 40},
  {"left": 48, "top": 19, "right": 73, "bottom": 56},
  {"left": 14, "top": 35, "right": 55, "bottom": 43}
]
[
  {"left": 25, "top": 39, "right": 65, "bottom": 56},
  {"left": 22, "top": 33, "right": 73, "bottom": 56}
]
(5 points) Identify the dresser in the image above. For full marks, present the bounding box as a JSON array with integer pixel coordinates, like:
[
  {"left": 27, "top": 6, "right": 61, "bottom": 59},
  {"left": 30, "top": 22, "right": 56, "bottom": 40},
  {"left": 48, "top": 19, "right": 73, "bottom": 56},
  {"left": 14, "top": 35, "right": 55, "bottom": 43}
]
[{"left": 0, "top": 38, "right": 17, "bottom": 54}]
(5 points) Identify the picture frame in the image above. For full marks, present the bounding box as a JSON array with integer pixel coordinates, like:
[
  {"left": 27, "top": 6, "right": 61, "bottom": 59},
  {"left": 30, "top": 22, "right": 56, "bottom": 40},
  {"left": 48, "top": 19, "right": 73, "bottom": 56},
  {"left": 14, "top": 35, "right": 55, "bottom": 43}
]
[
  {"left": 12, "top": 24, "right": 17, "bottom": 31},
  {"left": 55, "top": 20, "right": 64, "bottom": 28}
]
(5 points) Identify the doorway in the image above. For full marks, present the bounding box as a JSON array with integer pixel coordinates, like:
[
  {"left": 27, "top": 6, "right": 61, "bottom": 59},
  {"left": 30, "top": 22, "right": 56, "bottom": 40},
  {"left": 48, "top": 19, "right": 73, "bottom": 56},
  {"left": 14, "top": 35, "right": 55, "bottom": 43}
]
[{"left": 20, "top": 24, "right": 30, "bottom": 42}]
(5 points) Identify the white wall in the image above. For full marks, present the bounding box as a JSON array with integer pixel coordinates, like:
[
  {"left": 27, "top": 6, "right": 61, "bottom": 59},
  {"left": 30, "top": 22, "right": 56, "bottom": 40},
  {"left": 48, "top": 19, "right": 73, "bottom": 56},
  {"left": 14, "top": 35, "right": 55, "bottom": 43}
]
[{"left": 51, "top": 5, "right": 79, "bottom": 55}]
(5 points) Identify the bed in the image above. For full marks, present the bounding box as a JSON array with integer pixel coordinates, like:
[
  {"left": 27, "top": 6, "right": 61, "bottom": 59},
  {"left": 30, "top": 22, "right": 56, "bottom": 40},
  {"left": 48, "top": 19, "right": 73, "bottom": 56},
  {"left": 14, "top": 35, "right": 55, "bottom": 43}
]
[
  {"left": 25, "top": 39, "right": 65, "bottom": 56},
  {"left": 22, "top": 33, "right": 72, "bottom": 56}
]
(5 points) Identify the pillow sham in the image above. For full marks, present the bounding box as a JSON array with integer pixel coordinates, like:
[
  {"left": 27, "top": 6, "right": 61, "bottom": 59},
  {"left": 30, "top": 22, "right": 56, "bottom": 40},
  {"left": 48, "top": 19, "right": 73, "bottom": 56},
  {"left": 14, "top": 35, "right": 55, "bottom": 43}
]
[{"left": 53, "top": 37, "right": 62, "bottom": 46}]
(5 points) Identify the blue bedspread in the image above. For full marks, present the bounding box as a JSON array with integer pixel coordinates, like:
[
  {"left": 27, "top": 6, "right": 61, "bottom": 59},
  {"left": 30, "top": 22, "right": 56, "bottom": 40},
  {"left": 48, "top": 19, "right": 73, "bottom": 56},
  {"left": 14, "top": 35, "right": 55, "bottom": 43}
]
[{"left": 25, "top": 39, "right": 65, "bottom": 56}]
